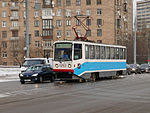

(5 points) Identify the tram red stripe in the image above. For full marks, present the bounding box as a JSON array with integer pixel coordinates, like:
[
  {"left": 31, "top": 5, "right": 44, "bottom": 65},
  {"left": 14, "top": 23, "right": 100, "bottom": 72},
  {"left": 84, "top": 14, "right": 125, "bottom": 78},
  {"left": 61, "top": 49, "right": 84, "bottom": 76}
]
[{"left": 53, "top": 69, "right": 74, "bottom": 73}]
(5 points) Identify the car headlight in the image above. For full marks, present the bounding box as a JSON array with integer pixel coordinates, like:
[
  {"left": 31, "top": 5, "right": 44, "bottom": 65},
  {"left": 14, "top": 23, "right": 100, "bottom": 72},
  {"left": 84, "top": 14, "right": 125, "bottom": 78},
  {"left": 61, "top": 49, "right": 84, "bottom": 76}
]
[
  {"left": 55, "top": 64, "right": 58, "bottom": 68},
  {"left": 19, "top": 74, "right": 24, "bottom": 77},
  {"left": 68, "top": 64, "right": 71, "bottom": 68},
  {"left": 32, "top": 73, "right": 38, "bottom": 77}
]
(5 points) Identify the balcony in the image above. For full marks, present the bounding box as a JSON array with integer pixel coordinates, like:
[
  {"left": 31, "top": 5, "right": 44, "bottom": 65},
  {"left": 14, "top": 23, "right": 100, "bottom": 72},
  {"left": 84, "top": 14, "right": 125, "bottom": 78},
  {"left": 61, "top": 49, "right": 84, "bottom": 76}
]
[
  {"left": 10, "top": 6, "right": 19, "bottom": 10},
  {"left": 43, "top": 46, "right": 52, "bottom": 50},
  {"left": 10, "top": 37, "right": 19, "bottom": 40},
  {"left": 10, "top": 26, "right": 19, "bottom": 30},
  {"left": 10, "top": 16, "right": 19, "bottom": 20},
  {"left": 41, "top": 35, "right": 53, "bottom": 40}
]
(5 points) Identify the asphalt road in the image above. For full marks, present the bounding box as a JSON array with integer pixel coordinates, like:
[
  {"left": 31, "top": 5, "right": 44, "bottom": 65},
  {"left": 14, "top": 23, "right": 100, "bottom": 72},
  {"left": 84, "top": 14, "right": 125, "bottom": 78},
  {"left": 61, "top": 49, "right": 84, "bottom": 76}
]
[{"left": 0, "top": 73, "right": 150, "bottom": 113}]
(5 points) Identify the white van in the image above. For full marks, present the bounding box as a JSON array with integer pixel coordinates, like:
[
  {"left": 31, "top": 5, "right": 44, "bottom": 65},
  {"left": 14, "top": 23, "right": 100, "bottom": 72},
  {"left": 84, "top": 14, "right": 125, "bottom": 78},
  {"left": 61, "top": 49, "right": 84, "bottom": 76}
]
[{"left": 21, "top": 58, "right": 53, "bottom": 72}]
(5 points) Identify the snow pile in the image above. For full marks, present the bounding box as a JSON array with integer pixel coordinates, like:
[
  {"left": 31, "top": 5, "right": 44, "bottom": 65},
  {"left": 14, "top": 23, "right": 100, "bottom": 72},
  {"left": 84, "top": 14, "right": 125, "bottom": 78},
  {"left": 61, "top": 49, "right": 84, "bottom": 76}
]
[{"left": 0, "top": 66, "right": 21, "bottom": 82}]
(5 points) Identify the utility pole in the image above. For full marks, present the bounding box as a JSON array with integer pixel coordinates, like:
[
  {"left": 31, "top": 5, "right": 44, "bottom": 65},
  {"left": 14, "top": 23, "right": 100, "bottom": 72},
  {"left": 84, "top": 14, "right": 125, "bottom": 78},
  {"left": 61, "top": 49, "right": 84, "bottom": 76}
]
[
  {"left": 63, "top": 0, "right": 65, "bottom": 40},
  {"left": 25, "top": 0, "right": 29, "bottom": 58},
  {"left": 133, "top": 0, "right": 136, "bottom": 64}
]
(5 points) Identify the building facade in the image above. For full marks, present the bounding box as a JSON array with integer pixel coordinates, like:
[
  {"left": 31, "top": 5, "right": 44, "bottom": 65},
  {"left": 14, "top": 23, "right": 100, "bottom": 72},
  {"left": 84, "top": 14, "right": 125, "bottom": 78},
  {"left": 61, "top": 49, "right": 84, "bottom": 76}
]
[
  {"left": 0, "top": 0, "right": 133, "bottom": 66},
  {"left": 137, "top": 0, "right": 150, "bottom": 31},
  {"left": 136, "top": 0, "right": 150, "bottom": 63}
]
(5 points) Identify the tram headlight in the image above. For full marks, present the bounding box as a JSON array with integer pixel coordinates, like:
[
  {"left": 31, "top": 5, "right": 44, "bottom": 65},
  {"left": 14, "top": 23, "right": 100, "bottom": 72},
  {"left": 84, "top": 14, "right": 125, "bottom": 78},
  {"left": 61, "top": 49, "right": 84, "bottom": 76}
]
[
  {"left": 55, "top": 64, "right": 58, "bottom": 68},
  {"left": 68, "top": 64, "right": 71, "bottom": 68}
]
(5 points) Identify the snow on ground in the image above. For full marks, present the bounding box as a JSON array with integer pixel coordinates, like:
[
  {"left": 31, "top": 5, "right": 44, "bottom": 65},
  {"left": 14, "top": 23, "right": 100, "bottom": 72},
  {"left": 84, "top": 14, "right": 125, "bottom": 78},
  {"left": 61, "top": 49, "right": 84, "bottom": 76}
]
[{"left": 0, "top": 66, "right": 21, "bottom": 82}]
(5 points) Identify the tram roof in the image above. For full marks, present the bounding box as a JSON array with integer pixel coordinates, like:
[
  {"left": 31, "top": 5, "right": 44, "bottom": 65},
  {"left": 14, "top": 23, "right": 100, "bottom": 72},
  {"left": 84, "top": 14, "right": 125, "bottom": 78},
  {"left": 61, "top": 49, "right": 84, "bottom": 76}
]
[{"left": 54, "top": 40, "right": 126, "bottom": 48}]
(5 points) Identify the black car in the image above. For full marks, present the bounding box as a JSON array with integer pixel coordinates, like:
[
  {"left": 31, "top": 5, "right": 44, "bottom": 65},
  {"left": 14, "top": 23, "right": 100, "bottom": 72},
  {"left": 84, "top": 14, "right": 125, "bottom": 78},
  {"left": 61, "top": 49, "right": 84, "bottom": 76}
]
[
  {"left": 140, "top": 64, "right": 150, "bottom": 73},
  {"left": 128, "top": 64, "right": 141, "bottom": 74},
  {"left": 19, "top": 64, "right": 54, "bottom": 84}
]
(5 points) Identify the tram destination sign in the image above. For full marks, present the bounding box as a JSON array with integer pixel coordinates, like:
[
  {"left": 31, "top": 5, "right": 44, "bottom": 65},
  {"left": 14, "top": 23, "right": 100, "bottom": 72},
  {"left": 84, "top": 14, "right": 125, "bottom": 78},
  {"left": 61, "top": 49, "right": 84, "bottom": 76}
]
[{"left": 56, "top": 43, "right": 72, "bottom": 48}]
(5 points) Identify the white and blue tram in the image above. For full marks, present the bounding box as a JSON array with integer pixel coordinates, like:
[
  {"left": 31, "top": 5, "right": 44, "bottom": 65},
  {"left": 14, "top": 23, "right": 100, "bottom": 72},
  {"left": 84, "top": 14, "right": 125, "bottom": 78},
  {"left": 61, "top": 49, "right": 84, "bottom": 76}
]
[{"left": 53, "top": 40, "right": 126, "bottom": 81}]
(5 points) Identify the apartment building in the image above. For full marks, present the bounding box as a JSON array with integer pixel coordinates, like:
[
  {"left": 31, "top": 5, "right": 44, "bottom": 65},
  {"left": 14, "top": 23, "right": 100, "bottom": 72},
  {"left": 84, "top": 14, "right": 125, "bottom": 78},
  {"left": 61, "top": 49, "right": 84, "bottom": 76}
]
[
  {"left": 137, "top": 0, "right": 150, "bottom": 30},
  {"left": 0, "top": 0, "right": 133, "bottom": 66},
  {"left": 136, "top": 0, "right": 150, "bottom": 63}
]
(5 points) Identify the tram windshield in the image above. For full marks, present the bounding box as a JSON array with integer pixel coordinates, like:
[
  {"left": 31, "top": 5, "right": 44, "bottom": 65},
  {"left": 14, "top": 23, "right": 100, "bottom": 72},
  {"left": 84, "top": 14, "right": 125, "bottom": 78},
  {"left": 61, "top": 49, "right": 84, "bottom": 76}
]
[{"left": 54, "top": 43, "right": 72, "bottom": 61}]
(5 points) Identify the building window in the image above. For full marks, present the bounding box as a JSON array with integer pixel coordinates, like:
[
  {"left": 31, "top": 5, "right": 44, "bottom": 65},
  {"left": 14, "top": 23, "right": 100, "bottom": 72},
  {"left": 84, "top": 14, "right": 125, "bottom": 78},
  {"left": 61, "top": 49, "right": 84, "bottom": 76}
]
[
  {"left": 86, "top": 9, "right": 91, "bottom": 16},
  {"left": 86, "top": 19, "right": 91, "bottom": 26},
  {"left": 42, "top": 30, "right": 53, "bottom": 36},
  {"left": 56, "top": 20, "right": 62, "bottom": 27},
  {"left": 76, "top": 0, "right": 81, "bottom": 6},
  {"left": 42, "top": 19, "right": 52, "bottom": 29},
  {"left": 2, "top": 11, "right": 6, "bottom": 18},
  {"left": 13, "top": 52, "right": 18, "bottom": 57},
  {"left": 12, "top": 31, "right": 18, "bottom": 37},
  {"left": 66, "top": 9, "right": 71, "bottom": 17},
  {"left": 97, "top": 19, "right": 102, "bottom": 26},
  {"left": 86, "top": 0, "right": 91, "bottom": 5},
  {"left": 66, "top": 19, "right": 71, "bottom": 26},
  {"left": 35, "top": 30, "right": 39, "bottom": 37},
  {"left": 97, "top": 40, "right": 102, "bottom": 43},
  {"left": 97, "top": 9, "right": 102, "bottom": 15},
  {"left": 2, "top": 41, "right": 7, "bottom": 48},
  {"left": 76, "top": 9, "right": 81, "bottom": 15},
  {"left": 34, "top": 11, "right": 39, "bottom": 17},
  {"left": 36, "top": 50, "right": 40, "bottom": 57},
  {"left": 117, "top": 18, "right": 121, "bottom": 28},
  {"left": 76, "top": 19, "right": 80, "bottom": 26},
  {"left": 97, "top": 29, "right": 102, "bottom": 36},
  {"left": 77, "top": 30, "right": 81, "bottom": 37},
  {"left": 13, "top": 62, "right": 19, "bottom": 66},
  {"left": 34, "top": 20, "right": 39, "bottom": 27},
  {"left": 2, "top": 21, "right": 6, "bottom": 27},
  {"left": 66, "top": 0, "right": 71, "bottom": 6},
  {"left": 97, "top": 0, "right": 101, "bottom": 5},
  {"left": 87, "top": 29, "right": 91, "bottom": 37},
  {"left": 35, "top": 41, "right": 40, "bottom": 47},
  {"left": 66, "top": 30, "right": 71, "bottom": 37},
  {"left": 57, "top": 9, "right": 61, "bottom": 16},
  {"left": 12, "top": 21, "right": 18, "bottom": 27},
  {"left": 57, "top": 0, "right": 61, "bottom": 6},
  {"left": 2, "top": 31, "right": 7, "bottom": 38},
  {"left": 44, "top": 0, "right": 51, "bottom": 5},
  {"left": 12, "top": 11, "right": 18, "bottom": 17},
  {"left": 35, "top": 0, "right": 39, "bottom": 3},
  {"left": 2, "top": 1, "right": 6, "bottom": 7},
  {"left": 57, "top": 30, "right": 61, "bottom": 37},
  {"left": 3, "top": 52, "right": 7, "bottom": 58},
  {"left": 45, "top": 41, "right": 52, "bottom": 47},
  {"left": 3, "top": 62, "right": 7, "bottom": 66},
  {"left": 12, "top": 1, "right": 18, "bottom": 7}
]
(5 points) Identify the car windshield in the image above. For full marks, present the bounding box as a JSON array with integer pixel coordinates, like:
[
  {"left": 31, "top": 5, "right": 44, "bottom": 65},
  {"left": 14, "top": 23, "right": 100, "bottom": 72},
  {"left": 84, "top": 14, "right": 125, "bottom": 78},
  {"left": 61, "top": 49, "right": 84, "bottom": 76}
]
[
  {"left": 22, "top": 60, "right": 45, "bottom": 67},
  {"left": 54, "top": 43, "right": 72, "bottom": 61},
  {"left": 141, "top": 64, "right": 149, "bottom": 67},
  {"left": 26, "top": 65, "right": 43, "bottom": 71}
]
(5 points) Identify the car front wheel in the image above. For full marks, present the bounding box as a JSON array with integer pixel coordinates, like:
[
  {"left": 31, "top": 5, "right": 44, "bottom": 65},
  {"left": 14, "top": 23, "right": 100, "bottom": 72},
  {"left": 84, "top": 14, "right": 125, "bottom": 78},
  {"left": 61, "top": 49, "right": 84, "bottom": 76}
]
[
  {"left": 20, "top": 79, "right": 25, "bottom": 84},
  {"left": 50, "top": 76, "right": 55, "bottom": 82},
  {"left": 39, "top": 76, "right": 43, "bottom": 83}
]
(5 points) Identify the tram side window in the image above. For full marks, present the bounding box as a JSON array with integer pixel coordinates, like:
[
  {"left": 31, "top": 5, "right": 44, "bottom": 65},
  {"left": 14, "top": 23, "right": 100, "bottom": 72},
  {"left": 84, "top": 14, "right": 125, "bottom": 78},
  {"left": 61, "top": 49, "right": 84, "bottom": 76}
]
[
  {"left": 100, "top": 46, "right": 105, "bottom": 59},
  {"left": 89, "top": 45, "right": 95, "bottom": 59},
  {"left": 85, "top": 45, "right": 89, "bottom": 59},
  {"left": 95, "top": 46, "right": 100, "bottom": 59},
  {"left": 123, "top": 48, "right": 126, "bottom": 59},
  {"left": 74, "top": 44, "right": 82, "bottom": 60},
  {"left": 105, "top": 47, "right": 110, "bottom": 59},
  {"left": 120, "top": 48, "right": 123, "bottom": 59},
  {"left": 110, "top": 47, "right": 115, "bottom": 59},
  {"left": 115, "top": 48, "right": 119, "bottom": 59}
]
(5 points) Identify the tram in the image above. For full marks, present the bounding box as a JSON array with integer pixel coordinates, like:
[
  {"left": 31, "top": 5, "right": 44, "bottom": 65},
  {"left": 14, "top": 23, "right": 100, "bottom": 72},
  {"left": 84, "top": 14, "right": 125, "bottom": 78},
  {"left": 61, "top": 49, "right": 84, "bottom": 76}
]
[{"left": 53, "top": 40, "right": 126, "bottom": 81}]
